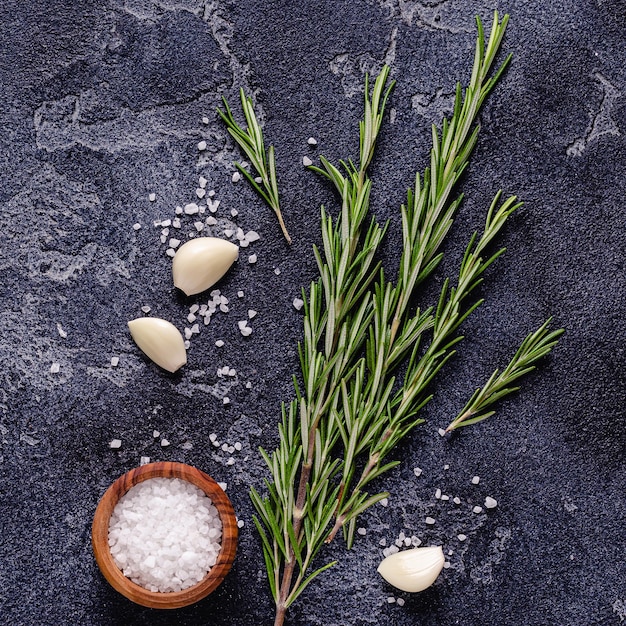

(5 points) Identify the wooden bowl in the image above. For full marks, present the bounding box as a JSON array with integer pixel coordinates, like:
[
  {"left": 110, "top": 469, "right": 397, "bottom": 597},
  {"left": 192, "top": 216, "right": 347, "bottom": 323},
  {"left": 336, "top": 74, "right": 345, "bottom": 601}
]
[{"left": 92, "top": 461, "right": 238, "bottom": 609}]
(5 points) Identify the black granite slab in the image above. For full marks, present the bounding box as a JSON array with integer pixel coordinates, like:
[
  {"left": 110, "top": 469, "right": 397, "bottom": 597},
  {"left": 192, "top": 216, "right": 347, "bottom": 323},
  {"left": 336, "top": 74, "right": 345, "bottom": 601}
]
[{"left": 1, "top": 1, "right": 625, "bottom": 625}]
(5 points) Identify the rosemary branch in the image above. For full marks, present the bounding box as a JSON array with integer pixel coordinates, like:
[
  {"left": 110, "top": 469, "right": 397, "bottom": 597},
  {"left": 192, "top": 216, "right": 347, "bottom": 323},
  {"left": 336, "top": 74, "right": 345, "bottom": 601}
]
[
  {"left": 445, "top": 319, "right": 565, "bottom": 431},
  {"left": 217, "top": 89, "right": 292, "bottom": 243},
  {"left": 229, "top": 11, "right": 561, "bottom": 626}
]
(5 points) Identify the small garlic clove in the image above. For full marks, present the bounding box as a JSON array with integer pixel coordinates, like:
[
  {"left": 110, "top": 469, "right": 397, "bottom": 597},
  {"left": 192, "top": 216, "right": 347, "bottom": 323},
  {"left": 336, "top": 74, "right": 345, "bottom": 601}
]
[
  {"left": 377, "top": 546, "right": 444, "bottom": 593},
  {"left": 128, "top": 318, "right": 187, "bottom": 373},
  {"left": 172, "top": 237, "right": 239, "bottom": 296}
]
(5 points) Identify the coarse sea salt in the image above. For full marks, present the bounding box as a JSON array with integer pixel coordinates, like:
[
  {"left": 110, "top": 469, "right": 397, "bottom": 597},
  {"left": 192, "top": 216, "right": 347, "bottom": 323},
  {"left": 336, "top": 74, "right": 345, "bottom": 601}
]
[{"left": 108, "top": 477, "right": 222, "bottom": 593}]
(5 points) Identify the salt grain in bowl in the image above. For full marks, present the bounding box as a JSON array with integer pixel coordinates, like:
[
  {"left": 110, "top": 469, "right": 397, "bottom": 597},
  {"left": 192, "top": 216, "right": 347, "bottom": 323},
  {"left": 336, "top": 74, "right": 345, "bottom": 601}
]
[{"left": 107, "top": 477, "right": 222, "bottom": 592}]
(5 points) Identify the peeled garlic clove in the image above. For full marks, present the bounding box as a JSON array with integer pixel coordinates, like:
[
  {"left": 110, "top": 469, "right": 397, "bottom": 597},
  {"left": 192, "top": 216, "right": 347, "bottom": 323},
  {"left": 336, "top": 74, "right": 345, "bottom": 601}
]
[
  {"left": 377, "top": 546, "right": 444, "bottom": 592},
  {"left": 172, "top": 237, "right": 239, "bottom": 296},
  {"left": 128, "top": 318, "right": 187, "bottom": 373}
]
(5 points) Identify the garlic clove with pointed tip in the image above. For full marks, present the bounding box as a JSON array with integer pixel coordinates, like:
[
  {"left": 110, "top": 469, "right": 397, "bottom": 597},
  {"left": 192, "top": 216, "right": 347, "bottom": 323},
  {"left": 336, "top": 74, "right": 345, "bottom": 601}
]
[
  {"left": 128, "top": 317, "right": 187, "bottom": 373},
  {"left": 172, "top": 237, "right": 239, "bottom": 296},
  {"left": 377, "top": 546, "right": 445, "bottom": 592}
]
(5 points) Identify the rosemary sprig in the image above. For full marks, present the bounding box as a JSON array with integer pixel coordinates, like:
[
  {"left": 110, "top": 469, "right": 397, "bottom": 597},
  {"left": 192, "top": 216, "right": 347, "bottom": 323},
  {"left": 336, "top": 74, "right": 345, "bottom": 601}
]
[
  {"left": 217, "top": 89, "right": 292, "bottom": 243},
  {"left": 232, "top": 12, "right": 560, "bottom": 626},
  {"left": 445, "top": 319, "right": 565, "bottom": 431}
]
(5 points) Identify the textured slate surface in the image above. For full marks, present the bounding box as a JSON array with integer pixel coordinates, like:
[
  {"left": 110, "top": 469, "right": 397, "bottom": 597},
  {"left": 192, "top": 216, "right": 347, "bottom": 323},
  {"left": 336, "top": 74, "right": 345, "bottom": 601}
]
[{"left": 1, "top": 1, "right": 625, "bottom": 624}]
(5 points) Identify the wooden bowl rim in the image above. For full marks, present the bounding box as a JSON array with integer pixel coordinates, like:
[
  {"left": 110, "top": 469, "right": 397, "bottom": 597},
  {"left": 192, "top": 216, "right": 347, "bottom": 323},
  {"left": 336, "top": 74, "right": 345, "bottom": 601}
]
[{"left": 91, "top": 461, "right": 238, "bottom": 609}]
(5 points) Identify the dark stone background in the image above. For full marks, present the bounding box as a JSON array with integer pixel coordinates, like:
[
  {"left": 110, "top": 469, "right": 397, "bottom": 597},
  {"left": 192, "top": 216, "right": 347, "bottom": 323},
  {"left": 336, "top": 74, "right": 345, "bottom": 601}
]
[{"left": 1, "top": 1, "right": 624, "bottom": 625}]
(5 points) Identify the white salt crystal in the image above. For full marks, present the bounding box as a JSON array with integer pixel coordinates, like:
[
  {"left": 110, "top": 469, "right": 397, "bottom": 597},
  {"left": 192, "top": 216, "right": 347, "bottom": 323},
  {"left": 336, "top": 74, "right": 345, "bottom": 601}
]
[
  {"left": 133, "top": 222, "right": 141, "bottom": 230},
  {"left": 50, "top": 362, "right": 60, "bottom": 374},
  {"left": 441, "top": 494, "right": 450, "bottom": 501},
  {"left": 196, "top": 188, "right": 206, "bottom": 199},
  {"left": 438, "top": 428, "right": 446, "bottom": 437},
  {"left": 226, "top": 457, "right": 235, "bottom": 466},
  {"left": 149, "top": 193, "right": 156, "bottom": 202},
  {"left": 202, "top": 116, "right": 209, "bottom": 125},
  {"left": 215, "top": 340, "right": 225, "bottom": 347},
  {"left": 435, "top": 488, "right": 442, "bottom": 499},
  {"left": 237, "top": 519, "right": 245, "bottom": 528},
  {"left": 234, "top": 442, "right": 242, "bottom": 451},
  {"left": 141, "top": 305, "right": 151, "bottom": 314},
  {"left": 453, "top": 496, "right": 461, "bottom": 505},
  {"left": 108, "top": 477, "right": 222, "bottom": 592},
  {"left": 293, "top": 297, "right": 304, "bottom": 311},
  {"left": 248, "top": 254, "right": 257, "bottom": 264},
  {"left": 413, "top": 467, "right": 422, "bottom": 477},
  {"left": 197, "top": 140, "right": 207, "bottom": 151},
  {"left": 231, "top": 209, "right": 238, "bottom": 217},
  {"left": 274, "top": 267, "right": 281, "bottom": 275},
  {"left": 302, "top": 156, "right": 313, "bottom": 166},
  {"left": 471, "top": 475, "right": 480, "bottom": 485},
  {"left": 161, "top": 438, "right": 170, "bottom": 447},
  {"left": 223, "top": 397, "right": 230, "bottom": 405},
  {"left": 240, "top": 326, "right": 252, "bottom": 337},
  {"left": 56, "top": 323, "right": 67, "bottom": 338},
  {"left": 206, "top": 216, "right": 217, "bottom": 226},
  {"left": 245, "top": 230, "right": 260, "bottom": 242},
  {"left": 307, "top": 136, "right": 318, "bottom": 146},
  {"left": 425, "top": 516, "right": 436, "bottom": 525},
  {"left": 254, "top": 176, "right": 262, "bottom": 183},
  {"left": 208, "top": 200, "right": 220, "bottom": 213},
  {"left": 140, "top": 456, "right": 150, "bottom": 465},
  {"left": 166, "top": 248, "right": 176, "bottom": 258},
  {"left": 218, "top": 482, "right": 227, "bottom": 491},
  {"left": 208, "top": 189, "right": 215, "bottom": 197},
  {"left": 458, "top": 534, "right": 467, "bottom": 542},
  {"left": 232, "top": 171, "right": 241, "bottom": 183},
  {"left": 209, "top": 433, "right": 217, "bottom": 442},
  {"left": 473, "top": 506, "right": 483, "bottom": 514},
  {"left": 396, "top": 598, "right": 405, "bottom": 607},
  {"left": 109, "top": 439, "right": 122, "bottom": 449},
  {"left": 485, "top": 496, "right": 498, "bottom": 509},
  {"left": 248, "top": 309, "right": 257, "bottom": 319},
  {"left": 380, "top": 498, "right": 389, "bottom": 507},
  {"left": 153, "top": 430, "right": 160, "bottom": 438},
  {"left": 387, "top": 597, "right": 396, "bottom": 604},
  {"left": 110, "top": 357, "right": 119, "bottom": 367},
  {"left": 184, "top": 203, "right": 199, "bottom": 215}
]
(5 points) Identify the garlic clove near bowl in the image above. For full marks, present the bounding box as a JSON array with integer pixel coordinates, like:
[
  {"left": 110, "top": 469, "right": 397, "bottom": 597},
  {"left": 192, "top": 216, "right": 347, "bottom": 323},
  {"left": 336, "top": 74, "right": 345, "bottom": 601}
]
[
  {"left": 172, "top": 237, "right": 239, "bottom": 296},
  {"left": 128, "top": 317, "right": 187, "bottom": 373},
  {"left": 377, "top": 546, "right": 445, "bottom": 593}
]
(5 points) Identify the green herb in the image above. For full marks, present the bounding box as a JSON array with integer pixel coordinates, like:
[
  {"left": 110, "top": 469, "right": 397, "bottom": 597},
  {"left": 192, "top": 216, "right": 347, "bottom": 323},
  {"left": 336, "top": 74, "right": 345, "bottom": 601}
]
[
  {"left": 446, "top": 319, "right": 565, "bottom": 431},
  {"left": 222, "top": 12, "right": 561, "bottom": 626},
  {"left": 217, "top": 90, "right": 291, "bottom": 243}
]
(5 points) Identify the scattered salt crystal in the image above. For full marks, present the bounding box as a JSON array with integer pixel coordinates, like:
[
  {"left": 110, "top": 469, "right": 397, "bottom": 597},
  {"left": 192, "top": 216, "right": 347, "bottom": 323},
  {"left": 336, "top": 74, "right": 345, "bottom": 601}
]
[
  {"left": 153, "top": 430, "right": 160, "bottom": 438},
  {"left": 248, "top": 254, "right": 257, "bottom": 264},
  {"left": 471, "top": 475, "right": 480, "bottom": 485},
  {"left": 232, "top": 171, "right": 241, "bottom": 183},
  {"left": 234, "top": 442, "right": 242, "bottom": 451},
  {"left": 208, "top": 200, "right": 220, "bottom": 213},
  {"left": 307, "top": 136, "right": 318, "bottom": 146},
  {"left": 274, "top": 267, "right": 281, "bottom": 275},
  {"left": 215, "top": 340, "right": 225, "bottom": 347},
  {"left": 224, "top": 229, "right": 234, "bottom": 238},
  {"left": 184, "top": 339, "right": 190, "bottom": 349},
  {"left": 413, "top": 467, "right": 422, "bottom": 477},
  {"left": 175, "top": 208, "right": 183, "bottom": 216},
  {"left": 248, "top": 309, "right": 257, "bottom": 319},
  {"left": 206, "top": 216, "right": 217, "bottom": 226},
  {"left": 140, "top": 456, "right": 150, "bottom": 465},
  {"left": 453, "top": 496, "right": 461, "bottom": 505},
  {"left": 209, "top": 433, "right": 217, "bottom": 442},
  {"left": 161, "top": 219, "right": 172, "bottom": 227},
  {"left": 50, "top": 362, "right": 60, "bottom": 374},
  {"left": 219, "top": 304, "right": 229, "bottom": 313},
  {"left": 109, "top": 439, "right": 122, "bottom": 449},
  {"left": 141, "top": 305, "right": 151, "bottom": 314},
  {"left": 208, "top": 189, "right": 215, "bottom": 197},
  {"left": 166, "top": 248, "right": 176, "bottom": 258},
  {"left": 187, "top": 313, "right": 197, "bottom": 323},
  {"left": 293, "top": 297, "right": 304, "bottom": 311},
  {"left": 245, "top": 230, "right": 260, "bottom": 242},
  {"left": 202, "top": 116, "right": 209, "bottom": 125},
  {"left": 240, "top": 326, "right": 252, "bottom": 337},
  {"left": 485, "top": 496, "right": 498, "bottom": 509},
  {"left": 133, "top": 222, "right": 141, "bottom": 231},
  {"left": 444, "top": 464, "right": 450, "bottom": 470},
  {"left": 395, "top": 538, "right": 403, "bottom": 547},
  {"left": 56, "top": 323, "right": 67, "bottom": 338},
  {"left": 184, "top": 203, "right": 199, "bottom": 215},
  {"left": 303, "top": 156, "right": 313, "bottom": 166},
  {"left": 457, "top": 534, "right": 467, "bottom": 542},
  {"left": 237, "top": 519, "right": 245, "bottom": 528},
  {"left": 379, "top": 538, "right": 387, "bottom": 546},
  {"left": 387, "top": 597, "right": 396, "bottom": 604},
  {"left": 438, "top": 428, "right": 446, "bottom": 437},
  {"left": 197, "top": 140, "right": 207, "bottom": 151},
  {"left": 396, "top": 598, "right": 405, "bottom": 607},
  {"left": 472, "top": 506, "right": 483, "bottom": 514},
  {"left": 231, "top": 209, "right": 238, "bottom": 217},
  {"left": 161, "top": 438, "right": 170, "bottom": 447},
  {"left": 425, "top": 516, "right": 436, "bottom": 525},
  {"left": 111, "top": 357, "right": 119, "bottom": 367},
  {"left": 191, "top": 324, "right": 200, "bottom": 335},
  {"left": 184, "top": 328, "right": 193, "bottom": 340},
  {"left": 441, "top": 494, "right": 450, "bottom": 501},
  {"left": 226, "top": 457, "right": 235, "bottom": 466},
  {"left": 149, "top": 193, "right": 156, "bottom": 202},
  {"left": 435, "top": 488, "right": 442, "bottom": 499},
  {"left": 443, "top": 561, "right": 451, "bottom": 569},
  {"left": 218, "top": 482, "right": 227, "bottom": 491},
  {"left": 196, "top": 188, "right": 206, "bottom": 199},
  {"left": 254, "top": 176, "right": 262, "bottom": 183},
  {"left": 245, "top": 381, "right": 252, "bottom": 389},
  {"left": 380, "top": 498, "right": 389, "bottom": 507},
  {"left": 223, "top": 397, "right": 230, "bottom": 405},
  {"left": 411, "top": 536, "right": 421, "bottom": 547}
]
